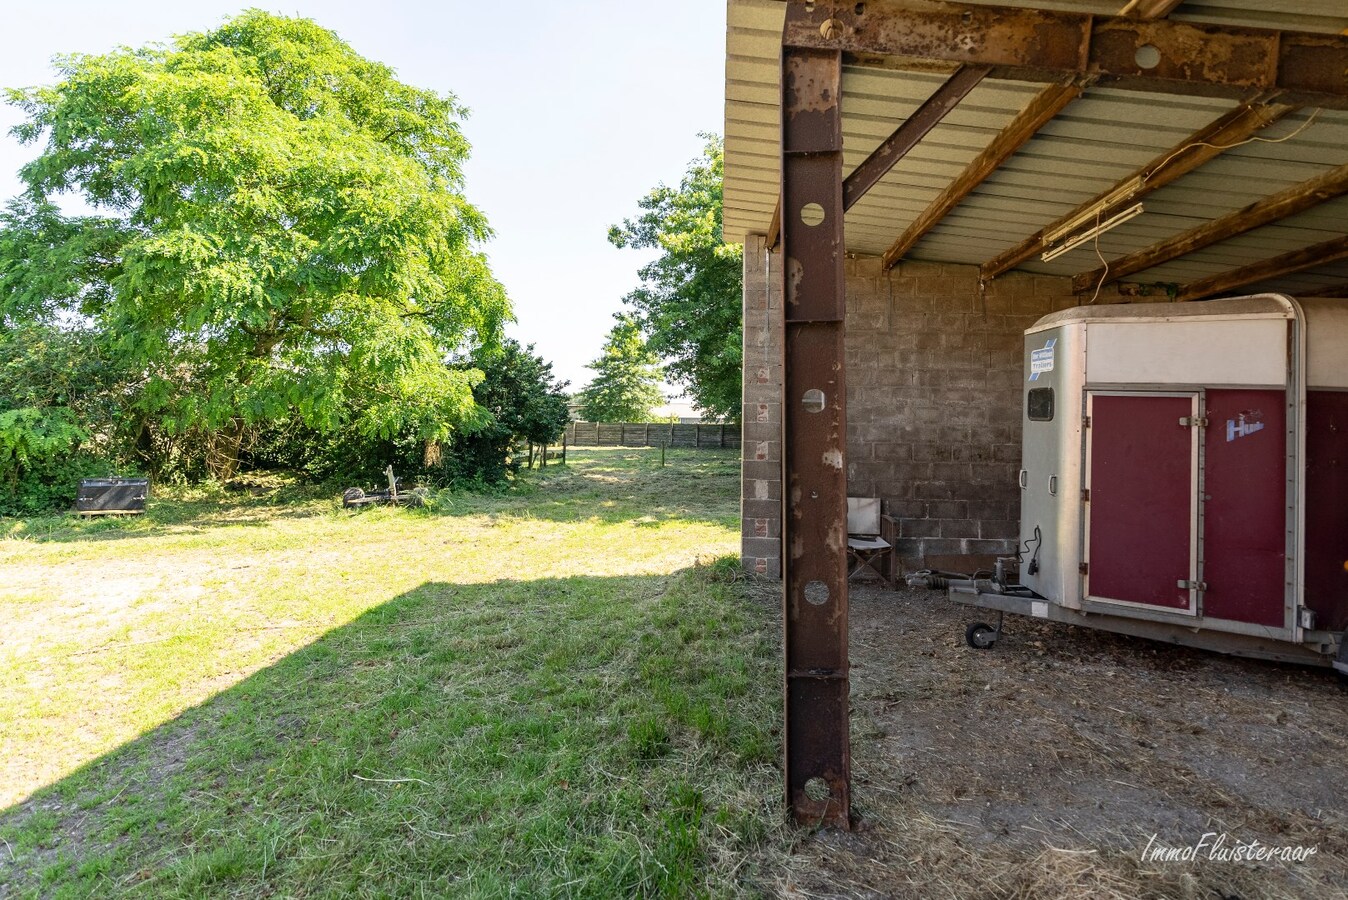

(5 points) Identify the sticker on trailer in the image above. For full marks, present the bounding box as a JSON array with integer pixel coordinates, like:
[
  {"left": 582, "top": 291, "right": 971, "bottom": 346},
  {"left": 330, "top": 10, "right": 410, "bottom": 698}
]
[
  {"left": 1029, "top": 338, "right": 1056, "bottom": 381},
  {"left": 1226, "top": 410, "right": 1265, "bottom": 442}
]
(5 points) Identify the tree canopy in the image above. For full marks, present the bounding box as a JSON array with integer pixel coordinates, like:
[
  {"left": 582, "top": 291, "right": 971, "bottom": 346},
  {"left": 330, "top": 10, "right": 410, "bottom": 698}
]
[
  {"left": 0, "top": 10, "right": 510, "bottom": 479},
  {"left": 608, "top": 135, "right": 742, "bottom": 422},
  {"left": 576, "top": 315, "right": 664, "bottom": 423}
]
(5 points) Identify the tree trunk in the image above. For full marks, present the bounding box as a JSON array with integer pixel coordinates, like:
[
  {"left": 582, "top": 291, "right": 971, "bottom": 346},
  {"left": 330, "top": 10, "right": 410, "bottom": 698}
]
[{"left": 423, "top": 439, "right": 443, "bottom": 468}]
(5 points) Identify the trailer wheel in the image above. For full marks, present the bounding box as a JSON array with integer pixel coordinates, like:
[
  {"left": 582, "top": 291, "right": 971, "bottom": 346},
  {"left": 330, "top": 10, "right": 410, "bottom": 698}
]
[
  {"left": 342, "top": 487, "right": 365, "bottom": 508},
  {"left": 965, "top": 622, "right": 998, "bottom": 650}
]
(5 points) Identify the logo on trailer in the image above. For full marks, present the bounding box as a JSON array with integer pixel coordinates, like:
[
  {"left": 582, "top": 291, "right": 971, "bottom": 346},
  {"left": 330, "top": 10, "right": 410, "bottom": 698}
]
[
  {"left": 1029, "top": 338, "right": 1056, "bottom": 381},
  {"left": 1226, "top": 411, "right": 1264, "bottom": 442}
]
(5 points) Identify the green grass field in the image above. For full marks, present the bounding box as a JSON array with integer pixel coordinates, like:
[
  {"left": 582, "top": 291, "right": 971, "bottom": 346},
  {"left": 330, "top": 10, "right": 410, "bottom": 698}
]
[{"left": 0, "top": 449, "right": 785, "bottom": 897}]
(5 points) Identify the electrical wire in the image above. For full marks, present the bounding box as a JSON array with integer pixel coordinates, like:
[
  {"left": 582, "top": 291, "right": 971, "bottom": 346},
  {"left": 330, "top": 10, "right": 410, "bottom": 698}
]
[
  {"left": 1144, "top": 108, "right": 1324, "bottom": 189},
  {"left": 1083, "top": 108, "right": 1322, "bottom": 304}
]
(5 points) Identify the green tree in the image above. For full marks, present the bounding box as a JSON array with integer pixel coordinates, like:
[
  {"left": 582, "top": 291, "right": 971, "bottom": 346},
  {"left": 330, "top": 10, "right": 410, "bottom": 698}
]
[
  {"left": 0, "top": 325, "right": 129, "bottom": 514},
  {"left": 576, "top": 316, "right": 664, "bottom": 423},
  {"left": 441, "top": 339, "right": 570, "bottom": 483},
  {"left": 608, "top": 134, "right": 742, "bottom": 422},
  {"left": 1, "top": 11, "right": 509, "bottom": 480}
]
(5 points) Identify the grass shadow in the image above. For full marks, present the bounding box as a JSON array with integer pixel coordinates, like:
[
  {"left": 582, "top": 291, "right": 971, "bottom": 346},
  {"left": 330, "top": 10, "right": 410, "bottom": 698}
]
[{"left": 0, "top": 570, "right": 783, "bottom": 898}]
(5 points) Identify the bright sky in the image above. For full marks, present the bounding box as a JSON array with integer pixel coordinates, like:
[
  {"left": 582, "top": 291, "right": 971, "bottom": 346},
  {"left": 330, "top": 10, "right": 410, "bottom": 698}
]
[{"left": 0, "top": 0, "right": 728, "bottom": 392}]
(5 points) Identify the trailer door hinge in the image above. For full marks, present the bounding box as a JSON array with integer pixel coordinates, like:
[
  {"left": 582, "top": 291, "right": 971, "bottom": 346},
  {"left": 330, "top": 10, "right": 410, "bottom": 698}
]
[
  {"left": 1082, "top": 415, "right": 1091, "bottom": 429},
  {"left": 1299, "top": 607, "right": 1317, "bottom": 630},
  {"left": 1177, "top": 579, "right": 1208, "bottom": 591},
  {"left": 1081, "top": 488, "right": 1090, "bottom": 502},
  {"left": 1079, "top": 562, "right": 1089, "bottom": 576},
  {"left": 1179, "top": 416, "right": 1208, "bottom": 427}
]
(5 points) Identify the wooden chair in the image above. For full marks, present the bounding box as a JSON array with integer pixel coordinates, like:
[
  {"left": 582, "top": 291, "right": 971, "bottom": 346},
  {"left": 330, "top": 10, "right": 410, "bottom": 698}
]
[{"left": 847, "top": 497, "right": 894, "bottom": 589}]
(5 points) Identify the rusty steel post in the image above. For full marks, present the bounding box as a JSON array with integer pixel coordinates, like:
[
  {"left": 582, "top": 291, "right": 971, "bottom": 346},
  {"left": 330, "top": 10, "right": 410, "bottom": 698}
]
[{"left": 780, "top": 4, "right": 851, "bottom": 829}]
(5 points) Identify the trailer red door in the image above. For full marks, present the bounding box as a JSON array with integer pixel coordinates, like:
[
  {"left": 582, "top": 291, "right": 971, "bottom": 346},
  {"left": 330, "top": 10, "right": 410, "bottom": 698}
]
[{"left": 1086, "top": 393, "right": 1197, "bottom": 612}]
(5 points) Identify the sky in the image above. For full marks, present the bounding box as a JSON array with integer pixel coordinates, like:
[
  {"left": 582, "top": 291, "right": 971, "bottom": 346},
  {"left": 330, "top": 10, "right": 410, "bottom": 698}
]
[{"left": 0, "top": 0, "right": 729, "bottom": 392}]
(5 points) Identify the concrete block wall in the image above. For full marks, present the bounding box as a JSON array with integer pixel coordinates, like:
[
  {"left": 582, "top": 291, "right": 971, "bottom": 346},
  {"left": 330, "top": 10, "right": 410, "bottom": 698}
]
[
  {"left": 740, "top": 234, "right": 784, "bottom": 577},
  {"left": 844, "top": 257, "right": 1103, "bottom": 572},
  {"left": 742, "top": 249, "right": 1120, "bottom": 577}
]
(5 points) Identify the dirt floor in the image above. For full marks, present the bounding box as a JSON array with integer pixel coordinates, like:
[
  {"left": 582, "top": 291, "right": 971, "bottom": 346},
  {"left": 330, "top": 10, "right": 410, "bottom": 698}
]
[{"left": 774, "top": 585, "right": 1348, "bottom": 900}]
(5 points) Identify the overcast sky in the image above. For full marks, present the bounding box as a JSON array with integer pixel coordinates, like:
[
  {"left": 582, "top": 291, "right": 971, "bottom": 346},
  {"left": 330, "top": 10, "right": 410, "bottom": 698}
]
[{"left": 0, "top": 0, "right": 729, "bottom": 392}]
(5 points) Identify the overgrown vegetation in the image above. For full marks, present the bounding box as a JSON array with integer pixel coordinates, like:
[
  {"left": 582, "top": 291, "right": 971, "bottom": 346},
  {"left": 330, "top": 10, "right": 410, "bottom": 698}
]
[{"left": 0, "top": 448, "right": 785, "bottom": 897}]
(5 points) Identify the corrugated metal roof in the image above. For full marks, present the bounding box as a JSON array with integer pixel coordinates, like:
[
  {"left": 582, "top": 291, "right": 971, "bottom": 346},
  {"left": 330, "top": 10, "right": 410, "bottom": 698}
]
[{"left": 724, "top": 0, "right": 1348, "bottom": 296}]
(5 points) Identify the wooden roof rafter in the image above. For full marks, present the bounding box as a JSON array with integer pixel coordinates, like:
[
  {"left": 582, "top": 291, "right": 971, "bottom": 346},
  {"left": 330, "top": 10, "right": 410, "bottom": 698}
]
[
  {"left": 1072, "top": 161, "right": 1348, "bottom": 294},
  {"left": 880, "top": 78, "right": 1087, "bottom": 270},
  {"left": 1173, "top": 235, "right": 1348, "bottom": 301},
  {"left": 980, "top": 100, "right": 1298, "bottom": 280}
]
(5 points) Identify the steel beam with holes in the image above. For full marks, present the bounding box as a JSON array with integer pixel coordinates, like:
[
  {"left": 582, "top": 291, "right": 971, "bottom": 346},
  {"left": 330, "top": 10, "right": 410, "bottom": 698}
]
[
  {"left": 780, "top": 4, "right": 851, "bottom": 830},
  {"left": 782, "top": 1, "right": 1348, "bottom": 109}
]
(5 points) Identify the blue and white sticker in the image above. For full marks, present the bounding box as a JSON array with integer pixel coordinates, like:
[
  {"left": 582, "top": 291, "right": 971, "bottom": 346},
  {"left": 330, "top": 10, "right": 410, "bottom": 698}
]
[{"left": 1029, "top": 338, "right": 1056, "bottom": 382}]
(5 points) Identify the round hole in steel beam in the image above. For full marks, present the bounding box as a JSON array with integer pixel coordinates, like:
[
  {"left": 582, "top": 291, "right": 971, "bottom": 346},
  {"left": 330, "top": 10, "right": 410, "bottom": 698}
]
[
  {"left": 804, "top": 777, "right": 831, "bottom": 802},
  {"left": 819, "top": 17, "right": 842, "bottom": 39},
  {"left": 804, "top": 580, "right": 830, "bottom": 606},
  {"left": 800, "top": 202, "right": 826, "bottom": 227},
  {"left": 1135, "top": 44, "right": 1161, "bottom": 70},
  {"left": 854, "top": 3, "right": 865, "bottom": 15},
  {"left": 804, "top": 0, "right": 815, "bottom": 10},
  {"left": 802, "top": 388, "right": 826, "bottom": 413}
]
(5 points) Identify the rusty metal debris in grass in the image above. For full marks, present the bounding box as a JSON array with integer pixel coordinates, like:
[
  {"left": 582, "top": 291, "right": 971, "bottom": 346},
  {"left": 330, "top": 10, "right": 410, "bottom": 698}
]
[{"left": 342, "top": 465, "right": 429, "bottom": 509}]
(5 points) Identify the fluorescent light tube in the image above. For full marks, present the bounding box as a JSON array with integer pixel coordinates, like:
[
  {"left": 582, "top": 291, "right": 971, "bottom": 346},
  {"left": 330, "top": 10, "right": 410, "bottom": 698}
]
[{"left": 1041, "top": 202, "right": 1145, "bottom": 262}]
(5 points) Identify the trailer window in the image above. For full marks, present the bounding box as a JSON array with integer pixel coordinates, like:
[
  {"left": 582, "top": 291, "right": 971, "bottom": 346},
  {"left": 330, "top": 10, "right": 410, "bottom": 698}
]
[{"left": 1027, "top": 388, "right": 1054, "bottom": 422}]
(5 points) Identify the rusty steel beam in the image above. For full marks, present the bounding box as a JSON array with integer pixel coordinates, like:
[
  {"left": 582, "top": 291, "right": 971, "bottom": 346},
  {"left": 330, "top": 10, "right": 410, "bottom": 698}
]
[
  {"left": 1174, "top": 234, "right": 1348, "bottom": 301},
  {"left": 981, "top": 100, "right": 1295, "bottom": 280},
  {"left": 842, "top": 65, "right": 991, "bottom": 212},
  {"left": 780, "top": 4, "right": 851, "bottom": 830},
  {"left": 881, "top": 79, "right": 1085, "bottom": 270},
  {"left": 782, "top": 2, "right": 1348, "bottom": 109},
  {"left": 1073, "top": 161, "right": 1348, "bottom": 293}
]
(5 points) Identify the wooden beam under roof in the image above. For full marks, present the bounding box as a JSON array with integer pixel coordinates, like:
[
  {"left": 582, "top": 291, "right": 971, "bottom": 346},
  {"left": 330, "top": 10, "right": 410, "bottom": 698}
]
[
  {"left": 1298, "top": 282, "right": 1348, "bottom": 298},
  {"left": 1073, "top": 162, "right": 1348, "bottom": 294},
  {"left": 1173, "top": 235, "right": 1348, "bottom": 301},
  {"left": 842, "top": 65, "right": 990, "bottom": 212},
  {"left": 980, "top": 100, "right": 1296, "bottom": 280},
  {"left": 880, "top": 80, "right": 1085, "bottom": 271},
  {"left": 1117, "top": 0, "right": 1184, "bottom": 19},
  {"left": 782, "top": 1, "right": 1348, "bottom": 109}
]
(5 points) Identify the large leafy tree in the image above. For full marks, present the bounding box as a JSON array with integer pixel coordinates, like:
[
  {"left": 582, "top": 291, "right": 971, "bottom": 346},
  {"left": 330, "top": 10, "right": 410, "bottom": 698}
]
[
  {"left": 0, "top": 11, "right": 509, "bottom": 479},
  {"left": 608, "top": 135, "right": 742, "bottom": 422},
  {"left": 442, "top": 339, "right": 570, "bottom": 483},
  {"left": 576, "top": 315, "right": 664, "bottom": 423}
]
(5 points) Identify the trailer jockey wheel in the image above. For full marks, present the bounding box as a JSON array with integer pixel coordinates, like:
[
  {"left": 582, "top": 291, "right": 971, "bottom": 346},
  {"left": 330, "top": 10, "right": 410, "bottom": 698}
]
[{"left": 965, "top": 622, "right": 998, "bottom": 649}]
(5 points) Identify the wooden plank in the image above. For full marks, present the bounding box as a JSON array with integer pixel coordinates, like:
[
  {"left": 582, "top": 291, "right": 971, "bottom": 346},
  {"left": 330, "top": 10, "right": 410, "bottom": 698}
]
[
  {"left": 1174, "top": 235, "right": 1348, "bottom": 302},
  {"left": 981, "top": 101, "right": 1296, "bottom": 280},
  {"left": 1117, "top": 0, "right": 1184, "bottom": 19},
  {"left": 1074, "top": 162, "right": 1348, "bottom": 293},
  {"left": 881, "top": 80, "right": 1084, "bottom": 270},
  {"left": 842, "top": 65, "right": 991, "bottom": 212}
]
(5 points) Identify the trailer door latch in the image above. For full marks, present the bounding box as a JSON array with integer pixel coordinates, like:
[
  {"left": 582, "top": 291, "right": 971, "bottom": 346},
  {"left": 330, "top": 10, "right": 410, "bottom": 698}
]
[
  {"left": 1177, "top": 579, "right": 1208, "bottom": 591},
  {"left": 1178, "top": 416, "right": 1208, "bottom": 427}
]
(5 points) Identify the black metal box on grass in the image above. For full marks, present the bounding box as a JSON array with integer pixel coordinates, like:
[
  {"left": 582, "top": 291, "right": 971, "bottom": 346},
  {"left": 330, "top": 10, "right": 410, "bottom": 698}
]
[{"left": 76, "top": 477, "right": 149, "bottom": 514}]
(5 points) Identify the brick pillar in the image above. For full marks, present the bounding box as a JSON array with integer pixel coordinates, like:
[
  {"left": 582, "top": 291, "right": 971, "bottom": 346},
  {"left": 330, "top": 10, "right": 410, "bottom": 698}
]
[{"left": 741, "top": 234, "right": 783, "bottom": 578}]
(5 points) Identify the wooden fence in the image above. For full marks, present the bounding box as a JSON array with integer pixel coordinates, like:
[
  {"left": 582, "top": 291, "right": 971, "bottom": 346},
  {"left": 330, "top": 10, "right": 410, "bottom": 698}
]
[{"left": 564, "top": 422, "right": 741, "bottom": 450}]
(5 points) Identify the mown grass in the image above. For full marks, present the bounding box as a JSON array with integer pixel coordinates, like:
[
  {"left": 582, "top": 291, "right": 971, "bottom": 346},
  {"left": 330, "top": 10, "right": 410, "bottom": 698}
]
[{"left": 0, "top": 448, "right": 785, "bottom": 897}]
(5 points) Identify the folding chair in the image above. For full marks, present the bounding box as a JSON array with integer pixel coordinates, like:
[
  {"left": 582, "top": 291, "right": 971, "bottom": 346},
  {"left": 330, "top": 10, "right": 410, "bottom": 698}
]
[{"left": 847, "top": 497, "right": 894, "bottom": 589}]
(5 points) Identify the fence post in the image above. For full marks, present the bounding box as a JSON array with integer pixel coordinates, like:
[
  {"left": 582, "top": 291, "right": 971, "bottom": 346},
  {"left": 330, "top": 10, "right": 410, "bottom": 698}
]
[
  {"left": 719, "top": 424, "right": 725, "bottom": 448},
  {"left": 541, "top": 443, "right": 547, "bottom": 468},
  {"left": 561, "top": 433, "right": 567, "bottom": 465},
  {"left": 661, "top": 442, "right": 666, "bottom": 467}
]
